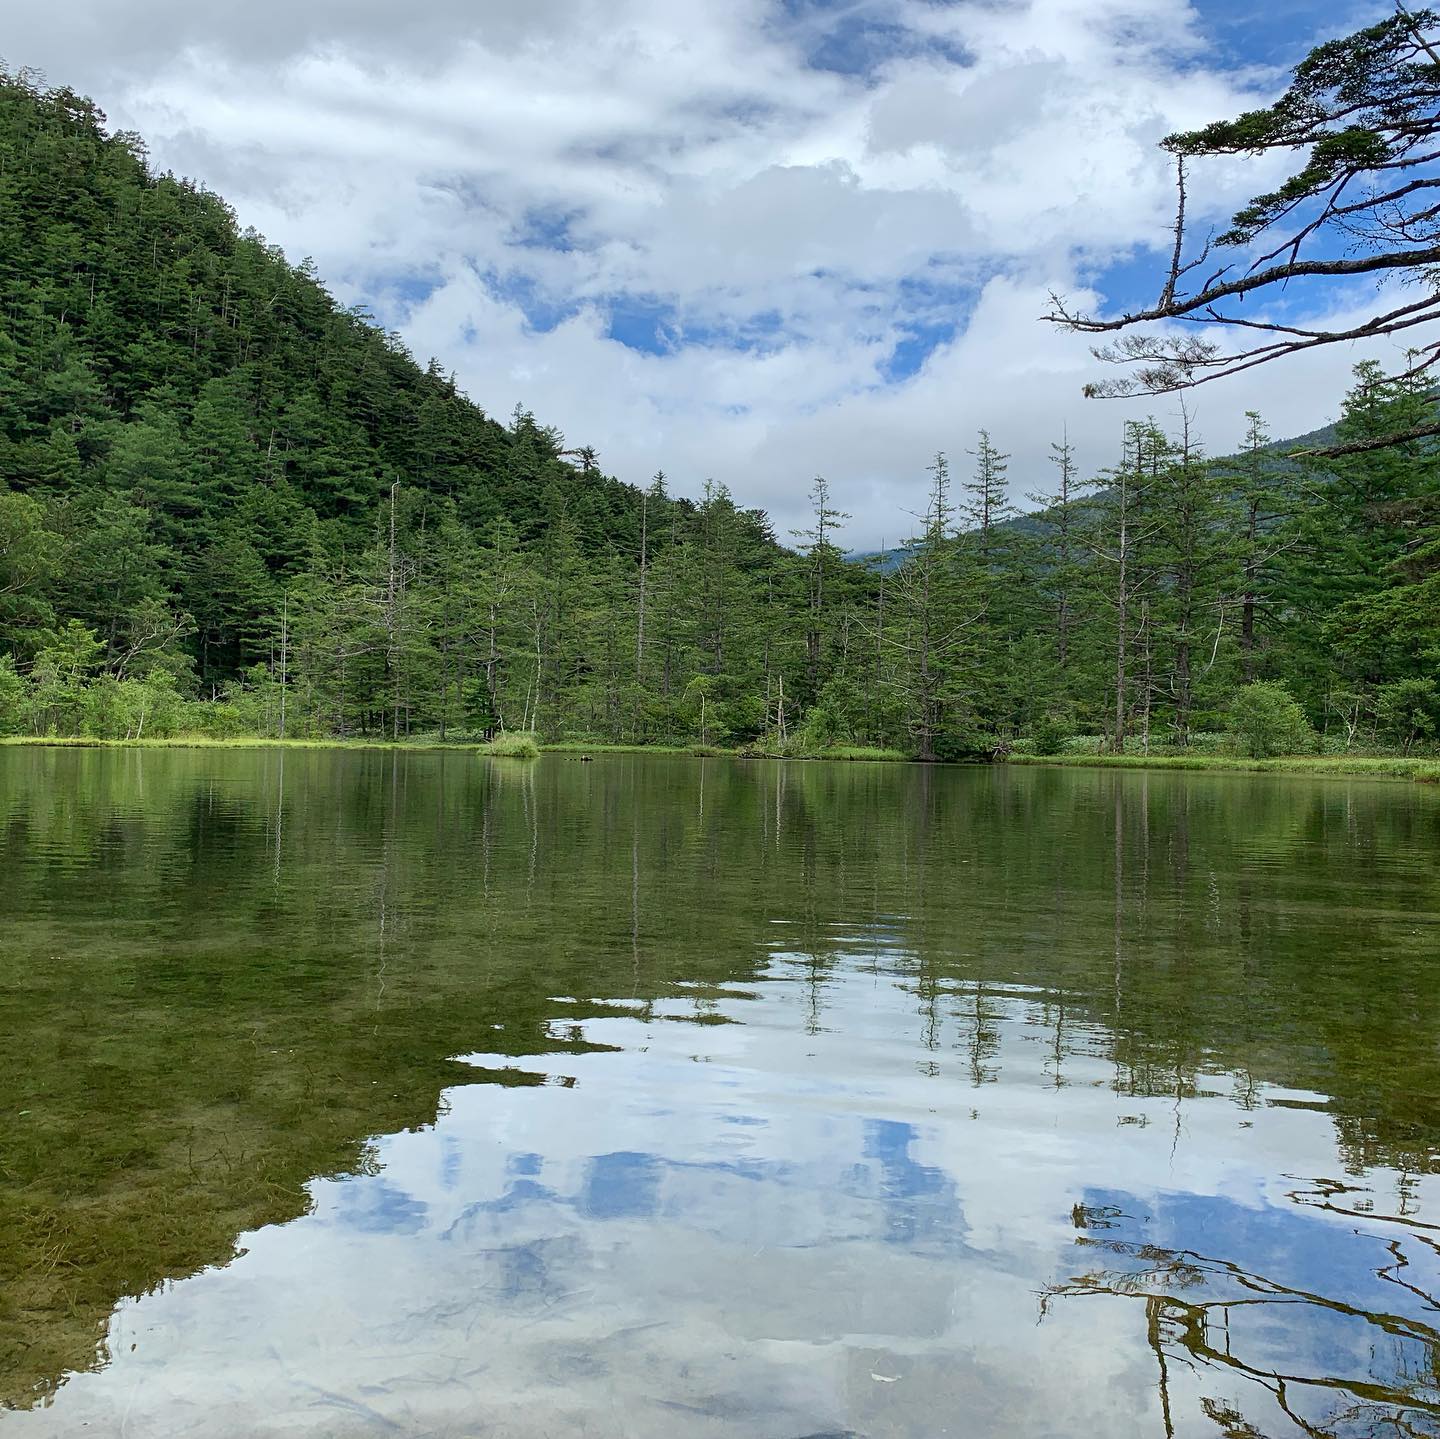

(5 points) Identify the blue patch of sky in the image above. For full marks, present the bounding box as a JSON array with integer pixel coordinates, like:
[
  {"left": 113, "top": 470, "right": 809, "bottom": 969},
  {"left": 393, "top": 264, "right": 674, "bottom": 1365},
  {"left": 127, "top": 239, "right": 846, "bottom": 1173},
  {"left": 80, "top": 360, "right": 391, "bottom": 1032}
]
[
  {"left": 385, "top": 272, "right": 444, "bottom": 307},
  {"left": 687, "top": 307, "right": 792, "bottom": 355},
  {"left": 1188, "top": 0, "right": 1382, "bottom": 72},
  {"left": 484, "top": 268, "right": 583, "bottom": 335},
  {"left": 354, "top": 269, "right": 444, "bottom": 333},
  {"left": 774, "top": 0, "right": 971, "bottom": 79},
  {"left": 736, "top": 308, "right": 787, "bottom": 344},
  {"left": 873, "top": 267, "right": 979, "bottom": 382},
  {"left": 478, "top": 243, "right": 978, "bottom": 371},
  {"left": 883, "top": 317, "right": 959, "bottom": 382},
  {"left": 462, "top": 207, "right": 593, "bottom": 334},
  {"left": 585, "top": 263, "right": 978, "bottom": 375},
  {"left": 1082, "top": 247, "right": 1178, "bottom": 317},
  {"left": 599, "top": 294, "right": 794, "bottom": 357},
  {"left": 509, "top": 205, "right": 584, "bottom": 254},
  {"left": 605, "top": 294, "right": 681, "bottom": 353}
]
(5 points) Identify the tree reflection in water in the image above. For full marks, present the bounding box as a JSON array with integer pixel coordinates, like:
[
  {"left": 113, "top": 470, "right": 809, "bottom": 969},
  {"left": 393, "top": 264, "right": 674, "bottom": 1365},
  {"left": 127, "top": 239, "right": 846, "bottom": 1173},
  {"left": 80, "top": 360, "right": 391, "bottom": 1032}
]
[{"left": 1042, "top": 1187, "right": 1440, "bottom": 1438}]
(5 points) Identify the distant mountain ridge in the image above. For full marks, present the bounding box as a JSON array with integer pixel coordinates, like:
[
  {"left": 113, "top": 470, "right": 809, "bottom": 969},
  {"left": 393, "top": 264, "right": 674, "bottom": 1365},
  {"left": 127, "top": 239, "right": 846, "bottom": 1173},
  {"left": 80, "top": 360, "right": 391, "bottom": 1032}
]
[{"left": 848, "top": 417, "right": 1343, "bottom": 570}]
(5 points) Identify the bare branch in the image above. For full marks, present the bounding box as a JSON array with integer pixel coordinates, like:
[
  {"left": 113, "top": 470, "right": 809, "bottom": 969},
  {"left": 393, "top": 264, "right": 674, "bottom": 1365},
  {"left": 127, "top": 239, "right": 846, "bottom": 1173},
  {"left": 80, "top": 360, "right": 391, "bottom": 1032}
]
[
  {"left": 1050, "top": 246, "right": 1440, "bottom": 334},
  {"left": 1158, "top": 156, "right": 1188, "bottom": 310},
  {"left": 1294, "top": 415, "right": 1440, "bottom": 456}
]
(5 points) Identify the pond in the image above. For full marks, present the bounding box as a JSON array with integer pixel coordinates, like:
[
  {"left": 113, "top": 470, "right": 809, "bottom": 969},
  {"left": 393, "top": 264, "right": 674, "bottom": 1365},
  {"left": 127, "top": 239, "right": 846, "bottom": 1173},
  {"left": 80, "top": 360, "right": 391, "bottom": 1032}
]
[{"left": 0, "top": 748, "right": 1436, "bottom": 1437}]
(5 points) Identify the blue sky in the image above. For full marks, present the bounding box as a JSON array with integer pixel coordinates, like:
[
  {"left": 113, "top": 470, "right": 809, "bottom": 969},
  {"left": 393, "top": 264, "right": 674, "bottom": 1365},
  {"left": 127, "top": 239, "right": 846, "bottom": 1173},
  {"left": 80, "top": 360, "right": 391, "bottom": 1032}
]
[{"left": 10, "top": 0, "right": 1403, "bottom": 544}]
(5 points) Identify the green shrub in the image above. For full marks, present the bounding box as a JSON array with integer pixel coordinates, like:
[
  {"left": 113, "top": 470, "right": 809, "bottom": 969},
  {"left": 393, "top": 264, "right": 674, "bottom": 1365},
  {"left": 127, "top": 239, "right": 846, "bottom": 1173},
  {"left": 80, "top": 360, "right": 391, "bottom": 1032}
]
[
  {"left": 0, "top": 656, "right": 27, "bottom": 736},
  {"left": 1029, "top": 713, "right": 1073, "bottom": 755},
  {"left": 484, "top": 732, "right": 540, "bottom": 759},
  {"left": 190, "top": 699, "right": 256, "bottom": 739},
  {"left": 1184, "top": 731, "right": 1228, "bottom": 755},
  {"left": 1374, "top": 678, "right": 1440, "bottom": 754},
  {"left": 1227, "top": 682, "right": 1316, "bottom": 758}
]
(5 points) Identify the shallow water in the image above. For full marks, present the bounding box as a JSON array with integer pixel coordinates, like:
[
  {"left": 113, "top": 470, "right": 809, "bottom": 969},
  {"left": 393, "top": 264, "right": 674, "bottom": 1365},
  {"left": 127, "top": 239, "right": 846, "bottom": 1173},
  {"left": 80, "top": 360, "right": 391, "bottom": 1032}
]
[{"left": 0, "top": 748, "right": 1437, "bottom": 1437}]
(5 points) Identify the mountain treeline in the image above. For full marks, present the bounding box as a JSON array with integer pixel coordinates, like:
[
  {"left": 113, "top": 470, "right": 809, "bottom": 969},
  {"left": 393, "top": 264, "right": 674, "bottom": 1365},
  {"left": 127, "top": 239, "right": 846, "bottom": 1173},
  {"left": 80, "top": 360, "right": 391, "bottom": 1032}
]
[{"left": 2, "top": 70, "right": 1439, "bottom": 758}]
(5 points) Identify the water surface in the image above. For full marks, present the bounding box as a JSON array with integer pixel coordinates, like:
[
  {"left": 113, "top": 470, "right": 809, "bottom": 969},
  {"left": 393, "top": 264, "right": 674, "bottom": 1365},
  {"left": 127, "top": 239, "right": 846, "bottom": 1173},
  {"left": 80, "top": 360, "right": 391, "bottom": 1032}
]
[{"left": 0, "top": 749, "right": 1437, "bottom": 1437}]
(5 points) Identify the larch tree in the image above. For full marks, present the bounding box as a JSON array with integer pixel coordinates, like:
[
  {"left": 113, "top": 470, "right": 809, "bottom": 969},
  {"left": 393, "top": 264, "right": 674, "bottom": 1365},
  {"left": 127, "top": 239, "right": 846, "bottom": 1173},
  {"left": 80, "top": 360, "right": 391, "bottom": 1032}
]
[
  {"left": 791, "top": 474, "right": 851, "bottom": 696},
  {"left": 1079, "top": 423, "right": 1167, "bottom": 752},
  {"left": 962, "top": 430, "right": 1014, "bottom": 563},
  {"left": 881, "top": 452, "right": 984, "bottom": 760}
]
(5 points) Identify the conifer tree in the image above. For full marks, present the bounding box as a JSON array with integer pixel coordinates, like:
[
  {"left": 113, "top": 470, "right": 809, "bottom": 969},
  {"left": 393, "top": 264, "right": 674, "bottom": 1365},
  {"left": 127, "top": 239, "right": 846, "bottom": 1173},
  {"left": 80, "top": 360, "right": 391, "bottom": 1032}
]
[
  {"left": 881, "top": 453, "right": 983, "bottom": 759},
  {"left": 962, "top": 430, "right": 1014, "bottom": 564},
  {"left": 791, "top": 475, "right": 850, "bottom": 696}
]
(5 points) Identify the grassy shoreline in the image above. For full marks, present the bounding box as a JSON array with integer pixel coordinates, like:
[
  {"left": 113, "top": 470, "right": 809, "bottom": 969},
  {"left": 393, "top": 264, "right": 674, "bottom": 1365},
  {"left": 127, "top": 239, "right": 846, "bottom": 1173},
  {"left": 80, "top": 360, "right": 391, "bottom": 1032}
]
[
  {"left": 0, "top": 734, "right": 905, "bottom": 762},
  {"left": 1009, "top": 751, "right": 1440, "bottom": 783},
  {"left": 3, "top": 735, "right": 1436, "bottom": 781},
  {"left": 546, "top": 740, "right": 909, "bottom": 761},
  {"left": 0, "top": 734, "right": 537, "bottom": 757}
]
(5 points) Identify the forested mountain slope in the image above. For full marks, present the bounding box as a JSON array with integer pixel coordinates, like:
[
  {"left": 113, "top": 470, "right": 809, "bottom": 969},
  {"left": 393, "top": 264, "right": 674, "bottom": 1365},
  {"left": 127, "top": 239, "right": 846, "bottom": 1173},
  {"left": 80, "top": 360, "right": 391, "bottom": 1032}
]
[{"left": 0, "top": 70, "right": 690, "bottom": 681}]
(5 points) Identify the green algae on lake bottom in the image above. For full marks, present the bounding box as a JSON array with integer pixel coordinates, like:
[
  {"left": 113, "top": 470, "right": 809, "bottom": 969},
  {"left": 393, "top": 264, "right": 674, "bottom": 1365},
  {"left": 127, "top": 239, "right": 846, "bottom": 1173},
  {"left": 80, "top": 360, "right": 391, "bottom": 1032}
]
[{"left": 0, "top": 748, "right": 1436, "bottom": 1436}]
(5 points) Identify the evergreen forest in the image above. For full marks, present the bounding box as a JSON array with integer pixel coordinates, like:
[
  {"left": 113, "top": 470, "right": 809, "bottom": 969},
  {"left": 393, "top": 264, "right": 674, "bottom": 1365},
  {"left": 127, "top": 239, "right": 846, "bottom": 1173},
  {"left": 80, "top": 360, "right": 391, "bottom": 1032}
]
[{"left": 3, "top": 68, "right": 1439, "bottom": 761}]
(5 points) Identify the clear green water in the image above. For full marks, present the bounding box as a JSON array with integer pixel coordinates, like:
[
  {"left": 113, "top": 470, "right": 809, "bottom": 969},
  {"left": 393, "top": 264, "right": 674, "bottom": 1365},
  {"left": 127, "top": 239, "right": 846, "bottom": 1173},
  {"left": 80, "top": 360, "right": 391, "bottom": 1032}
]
[{"left": 0, "top": 749, "right": 1436, "bottom": 1438}]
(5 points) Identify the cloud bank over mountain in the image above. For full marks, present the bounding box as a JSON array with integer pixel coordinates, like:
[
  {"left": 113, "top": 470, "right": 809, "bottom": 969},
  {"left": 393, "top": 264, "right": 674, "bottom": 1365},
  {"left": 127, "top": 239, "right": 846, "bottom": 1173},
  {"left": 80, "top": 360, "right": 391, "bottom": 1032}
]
[{"left": 9, "top": 0, "right": 1393, "bottom": 543}]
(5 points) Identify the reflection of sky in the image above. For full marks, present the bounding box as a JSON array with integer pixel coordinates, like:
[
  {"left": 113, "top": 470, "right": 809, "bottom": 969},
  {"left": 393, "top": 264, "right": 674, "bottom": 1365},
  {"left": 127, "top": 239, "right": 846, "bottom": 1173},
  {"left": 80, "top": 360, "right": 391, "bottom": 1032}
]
[
  {"left": 11, "top": 955, "right": 1440, "bottom": 1439},
  {"left": 347, "top": 1113, "right": 964, "bottom": 1252},
  {"left": 333, "top": 1178, "right": 429, "bottom": 1235},
  {"left": 1061, "top": 1187, "right": 1440, "bottom": 1432},
  {"left": 1081, "top": 1187, "right": 1440, "bottom": 1333}
]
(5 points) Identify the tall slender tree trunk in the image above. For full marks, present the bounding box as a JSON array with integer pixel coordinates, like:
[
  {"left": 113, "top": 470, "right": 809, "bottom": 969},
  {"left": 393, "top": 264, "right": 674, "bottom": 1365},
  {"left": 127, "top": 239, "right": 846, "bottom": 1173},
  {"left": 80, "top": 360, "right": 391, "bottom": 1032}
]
[
  {"left": 386, "top": 480, "right": 401, "bottom": 743},
  {"left": 1139, "top": 599, "right": 1153, "bottom": 755},
  {"left": 278, "top": 595, "right": 288, "bottom": 739},
  {"left": 486, "top": 602, "right": 500, "bottom": 730},
  {"left": 636, "top": 492, "right": 648, "bottom": 738},
  {"left": 1241, "top": 499, "right": 1260, "bottom": 683},
  {"left": 1114, "top": 510, "right": 1128, "bottom": 754}
]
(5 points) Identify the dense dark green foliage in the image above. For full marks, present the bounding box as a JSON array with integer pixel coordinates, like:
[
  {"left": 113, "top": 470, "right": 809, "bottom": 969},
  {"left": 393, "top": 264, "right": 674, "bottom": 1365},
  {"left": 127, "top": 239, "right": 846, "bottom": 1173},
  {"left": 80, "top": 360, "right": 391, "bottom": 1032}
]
[
  {"left": 0, "top": 71, "right": 677, "bottom": 691},
  {"left": 2, "top": 69, "right": 1438, "bottom": 757}
]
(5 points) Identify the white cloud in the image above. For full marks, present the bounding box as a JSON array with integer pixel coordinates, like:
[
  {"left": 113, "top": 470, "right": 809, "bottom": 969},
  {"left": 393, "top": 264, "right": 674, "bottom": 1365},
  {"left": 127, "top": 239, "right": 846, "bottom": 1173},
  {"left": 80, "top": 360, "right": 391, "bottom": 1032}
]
[{"left": 7, "top": 0, "right": 1391, "bottom": 545}]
